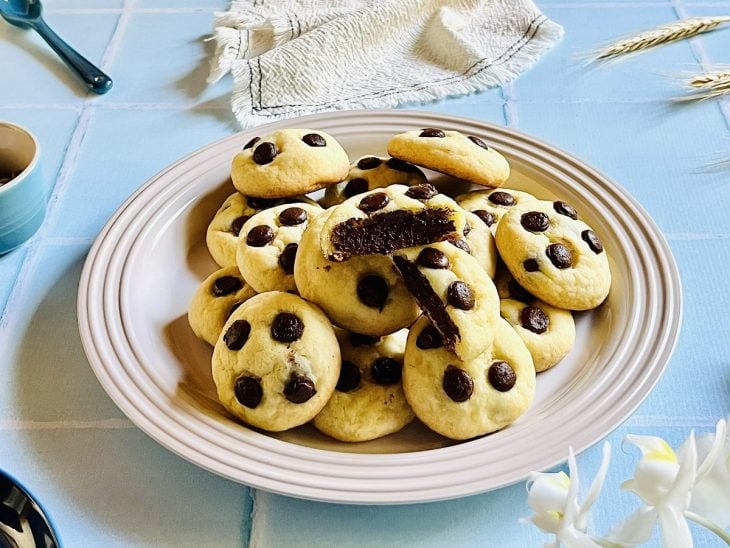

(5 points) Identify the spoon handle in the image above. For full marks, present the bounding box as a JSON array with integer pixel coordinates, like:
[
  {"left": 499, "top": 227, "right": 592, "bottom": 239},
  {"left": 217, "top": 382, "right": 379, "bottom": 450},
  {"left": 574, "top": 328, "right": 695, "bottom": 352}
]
[{"left": 31, "top": 17, "right": 113, "bottom": 94}]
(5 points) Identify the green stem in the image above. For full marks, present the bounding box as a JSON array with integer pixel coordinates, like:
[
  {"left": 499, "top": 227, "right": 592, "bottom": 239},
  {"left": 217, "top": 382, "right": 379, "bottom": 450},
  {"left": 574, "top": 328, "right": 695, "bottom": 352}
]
[{"left": 684, "top": 511, "right": 730, "bottom": 545}]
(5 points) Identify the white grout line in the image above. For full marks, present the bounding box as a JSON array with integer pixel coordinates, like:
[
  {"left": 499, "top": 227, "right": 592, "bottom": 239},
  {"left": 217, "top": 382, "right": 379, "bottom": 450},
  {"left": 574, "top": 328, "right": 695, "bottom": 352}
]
[
  {"left": 45, "top": 7, "right": 219, "bottom": 15},
  {"left": 543, "top": 2, "right": 671, "bottom": 7},
  {"left": 501, "top": 83, "right": 519, "bottom": 128},
  {"left": 0, "top": 419, "right": 135, "bottom": 431},
  {"left": 672, "top": 0, "right": 730, "bottom": 130},
  {"left": 2, "top": 102, "right": 229, "bottom": 110}
]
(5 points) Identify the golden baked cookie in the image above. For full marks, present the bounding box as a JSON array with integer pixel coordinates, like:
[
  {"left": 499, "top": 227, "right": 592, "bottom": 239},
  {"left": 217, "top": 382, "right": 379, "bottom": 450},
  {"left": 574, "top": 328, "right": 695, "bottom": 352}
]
[
  {"left": 231, "top": 129, "right": 349, "bottom": 198},
  {"left": 212, "top": 292, "right": 340, "bottom": 432},
  {"left": 455, "top": 188, "right": 539, "bottom": 235},
  {"left": 387, "top": 128, "right": 509, "bottom": 188},
  {"left": 188, "top": 266, "right": 257, "bottom": 346},
  {"left": 294, "top": 209, "right": 420, "bottom": 336},
  {"left": 313, "top": 329, "right": 414, "bottom": 442},
  {"left": 403, "top": 316, "right": 536, "bottom": 440},
  {"left": 495, "top": 200, "right": 611, "bottom": 310},
  {"left": 500, "top": 298, "right": 575, "bottom": 372},
  {"left": 322, "top": 156, "right": 426, "bottom": 207}
]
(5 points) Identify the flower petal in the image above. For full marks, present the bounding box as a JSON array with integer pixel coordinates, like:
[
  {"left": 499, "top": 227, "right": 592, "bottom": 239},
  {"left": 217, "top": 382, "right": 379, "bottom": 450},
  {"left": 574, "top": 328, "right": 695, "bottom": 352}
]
[
  {"left": 625, "top": 435, "right": 677, "bottom": 463},
  {"left": 527, "top": 471, "right": 571, "bottom": 515},
  {"left": 689, "top": 421, "right": 730, "bottom": 528},
  {"left": 657, "top": 504, "right": 693, "bottom": 548},
  {"left": 607, "top": 507, "right": 657, "bottom": 545},
  {"left": 576, "top": 442, "right": 611, "bottom": 531}
]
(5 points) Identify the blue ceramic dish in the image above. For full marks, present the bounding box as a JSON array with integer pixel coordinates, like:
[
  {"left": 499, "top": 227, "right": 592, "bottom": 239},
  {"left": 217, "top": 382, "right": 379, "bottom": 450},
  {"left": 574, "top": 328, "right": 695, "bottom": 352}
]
[
  {"left": 0, "top": 122, "right": 45, "bottom": 255},
  {"left": 0, "top": 467, "right": 61, "bottom": 547}
]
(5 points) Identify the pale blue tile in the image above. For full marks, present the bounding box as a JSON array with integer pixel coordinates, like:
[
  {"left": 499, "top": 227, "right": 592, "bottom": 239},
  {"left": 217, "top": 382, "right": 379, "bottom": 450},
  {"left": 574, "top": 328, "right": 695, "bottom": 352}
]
[
  {"left": 0, "top": 428, "right": 247, "bottom": 547},
  {"left": 635, "top": 239, "right": 730, "bottom": 417},
  {"left": 517, "top": 6, "right": 700, "bottom": 102},
  {"left": 102, "top": 12, "right": 228, "bottom": 105},
  {"left": 0, "top": 13, "right": 119, "bottom": 102},
  {"left": 684, "top": 5, "right": 730, "bottom": 65},
  {"left": 516, "top": 100, "right": 730, "bottom": 235},
  {"left": 401, "top": 95, "right": 507, "bottom": 126},
  {"left": 0, "top": 108, "right": 80, "bottom": 196},
  {"left": 43, "top": 0, "right": 124, "bottom": 9},
  {"left": 137, "top": 0, "right": 228, "bottom": 8},
  {"left": 0, "top": 246, "right": 28, "bottom": 312},
  {"left": 0, "top": 242, "right": 125, "bottom": 421},
  {"left": 46, "top": 108, "right": 235, "bottom": 238}
]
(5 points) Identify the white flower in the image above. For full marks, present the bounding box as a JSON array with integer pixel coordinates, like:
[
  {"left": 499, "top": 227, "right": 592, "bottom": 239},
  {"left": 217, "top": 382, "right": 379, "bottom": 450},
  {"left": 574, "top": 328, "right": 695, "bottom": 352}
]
[
  {"left": 686, "top": 418, "right": 730, "bottom": 529},
  {"left": 608, "top": 418, "right": 729, "bottom": 547},
  {"left": 523, "top": 443, "right": 611, "bottom": 548}
]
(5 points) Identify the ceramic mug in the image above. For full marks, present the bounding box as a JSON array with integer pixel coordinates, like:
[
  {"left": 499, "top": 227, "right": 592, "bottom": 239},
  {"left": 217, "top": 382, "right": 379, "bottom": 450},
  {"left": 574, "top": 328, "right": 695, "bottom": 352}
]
[{"left": 0, "top": 122, "right": 45, "bottom": 255}]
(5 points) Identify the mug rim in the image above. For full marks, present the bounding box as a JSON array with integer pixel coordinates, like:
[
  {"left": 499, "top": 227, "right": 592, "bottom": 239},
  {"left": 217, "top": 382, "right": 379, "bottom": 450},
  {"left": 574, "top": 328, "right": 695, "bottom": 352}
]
[{"left": 0, "top": 121, "right": 41, "bottom": 194}]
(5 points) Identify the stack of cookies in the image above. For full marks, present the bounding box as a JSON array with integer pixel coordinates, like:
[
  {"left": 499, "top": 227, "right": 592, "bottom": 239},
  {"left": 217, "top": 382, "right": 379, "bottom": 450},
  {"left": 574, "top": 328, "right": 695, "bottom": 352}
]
[{"left": 188, "top": 127, "right": 611, "bottom": 442}]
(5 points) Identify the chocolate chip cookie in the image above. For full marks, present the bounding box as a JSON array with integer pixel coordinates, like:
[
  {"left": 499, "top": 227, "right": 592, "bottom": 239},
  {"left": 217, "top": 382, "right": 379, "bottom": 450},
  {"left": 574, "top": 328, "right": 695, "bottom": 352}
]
[
  {"left": 313, "top": 329, "right": 414, "bottom": 442},
  {"left": 391, "top": 241, "right": 500, "bottom": 361},
  {"left": 495, "top": 200, "right": 611, "bottom": 310},
  {"left": 320, "top": 183, "right": 466, "bottom": 262},
  {"left": 231, "top": 129, "right": 349, "bottom": 198},
  {"left": 188, "top": 266, "right": 257, "bottom": 346},
  {"left": 402, "top": 316, "right": 536, "bottom": 440},
  {"left": 460, "top": 210, "right": 498, "bottom": 278},
  {"left": 235, "top": 202, "right": 323, "bottom": 293},
  {"left": 455, "top": 188, "right": 539, "bottom": 235},
  {"left": 322, "top": 156, "right": 426, "bottom": 207},
  {"left": 500, "top": 298, "right": 575, "bottom": 372},
  {"left": 387, "top": 129, "right": 510, "bottom": 188},
  {"left": 206, "top": 192, "right": 319, "bottom": 268},
  {"left": 212, "top": 291, "right": 340, "bottom": 432},
  {"left": 294, "top": 209, "right": 420, "bottom": 336}
]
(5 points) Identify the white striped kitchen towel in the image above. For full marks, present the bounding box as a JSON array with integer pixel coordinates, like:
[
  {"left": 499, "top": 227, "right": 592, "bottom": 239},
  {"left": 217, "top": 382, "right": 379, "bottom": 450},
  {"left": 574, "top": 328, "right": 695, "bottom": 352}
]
[{"left": 208, "top": 0, "right": 563, "bottom": 128}]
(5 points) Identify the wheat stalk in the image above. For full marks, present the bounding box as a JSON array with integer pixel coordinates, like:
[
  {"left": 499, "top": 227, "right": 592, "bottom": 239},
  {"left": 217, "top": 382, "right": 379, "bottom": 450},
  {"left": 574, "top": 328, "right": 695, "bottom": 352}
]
[
  {"left": 591, "top": 17, "right": 730, "bottom": 62},
  {"left": 673, "top": 68, "right": 730, "bottom": 102}
]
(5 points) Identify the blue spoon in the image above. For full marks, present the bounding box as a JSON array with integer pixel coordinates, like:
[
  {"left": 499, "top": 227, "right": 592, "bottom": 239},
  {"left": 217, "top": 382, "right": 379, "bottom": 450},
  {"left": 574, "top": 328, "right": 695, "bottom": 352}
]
[{"left": 0, "top": 0, "right": 112, "bottom": 94}]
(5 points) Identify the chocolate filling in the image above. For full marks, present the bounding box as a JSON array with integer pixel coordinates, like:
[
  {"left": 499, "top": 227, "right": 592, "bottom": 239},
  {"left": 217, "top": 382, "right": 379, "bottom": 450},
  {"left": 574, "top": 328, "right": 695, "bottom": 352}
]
[
  {"left": 329, "top": 208, "right": 456, "bottom": 261},
  {"left": 392, "top": 255, "right": 460, "bottom": 352}
]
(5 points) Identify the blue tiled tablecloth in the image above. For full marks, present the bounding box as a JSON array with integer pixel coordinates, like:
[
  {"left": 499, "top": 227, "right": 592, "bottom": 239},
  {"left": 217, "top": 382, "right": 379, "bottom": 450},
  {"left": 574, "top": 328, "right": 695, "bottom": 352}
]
[{"left": 1, "top": 1, "right": 728, "bottom": 546}]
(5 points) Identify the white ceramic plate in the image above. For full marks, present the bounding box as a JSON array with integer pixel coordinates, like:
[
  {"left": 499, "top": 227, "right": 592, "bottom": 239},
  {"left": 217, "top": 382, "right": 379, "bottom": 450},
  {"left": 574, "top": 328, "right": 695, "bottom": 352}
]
[{"left": 78, "top": 110, "right": 681, "bottom": 504}]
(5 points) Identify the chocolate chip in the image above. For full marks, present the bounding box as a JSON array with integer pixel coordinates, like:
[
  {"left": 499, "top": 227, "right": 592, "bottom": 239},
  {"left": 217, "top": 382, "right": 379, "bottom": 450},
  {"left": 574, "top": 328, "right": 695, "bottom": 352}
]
[
  {"left": 357, "top": 156, "right": 382, "bottom": 170},
  {"left": 508, "top": 280, "right": 535, "bottom": 304},
  {"left": 521, "top": 305, "right": 549, "bottom": 334},
  {"left": 247, "top": 197, "right": 277, "bottom": 210},
  {"left": 371, "top": 357, "right": 402, "bottom": 385},
  {"left": 224, "top": 320, "right": 251, "bottom": 350},
  {"left": 416, "top": 247, "right": 450, "bottom": 269},
  {"left": 230, "top": 215, "right": 251, "bottom": 236},
  {"left": 489, "top": 191, "right": 515, "bottom": 206},
  {"left": 357, "top": 275, "right": 389, "bottom": 309},
  {"left": 581, "top": 230, "right": 604, "bottom": 254},
  {"left": 253, "top": 142, "right": 278, "bottom": 165},
  {"left": 278, "top": 243, "right": 298, "bottom": 274},
  {"left": 416, "top": 324, "right": 444, "bottom": 349},
  {"left": 405, "top": 183, "right": 437, "bottom": 200},
  {"left": 336, "top": 361, "right": 361, "bottom": 392},
  {"left": 447, "top": 281, "right": 475, "bottom": 310},
  {"left": 228, "top": 302, "right": 243, "bottom": 318},
  {"left": 278, "top": 207, "right": 307, "bottom": 226},
  {"left": 521, "top": 211, "right": 550, "bottom": 232},
  {"left": 243, "top": 136, "right": 260, "bottom": 150},
  {"left": 302, "top": 133, "right": 326, "bottom": 147},
  {"left": 420, "top": 128, "right": 445, "bottom": 138},
  {"left": 449, "top": 239, "right": 470, "bottom": 253},
  {"left": 284, "top": 374, "right": 316, "bottom": 403},
  {"left": 385, "top": 157, "right": 420, "bottom": 173},
  {"left": 473, "top": 209, "right": 496, "bottom": 227},
  {"left": 349, "top": 333, "right": 381, "bottom": 346},
  {"left": 524, "top": 258, "right": 540, "bottom": 272},
  {"left": 546, "top": 243, "right": 573, "bottom": 269},
  {"left": 212, "top": 275, "right": 243, "bottom": 297},
  {"left": 359, "top": 192, "right": 390, "bottom": 213},
  {"left": 234, "top": 376, "right": 262, "bottom": 408},
  {"left": 443, "top": 365, "right": 473, "bottom": 402},
  {"left": 488, "top": 361, "right": 516, "bottom": 392},
  {"left": 246, "top": 225, "right": 275, "bottom": 247},
  {"left": 468, "top": 135, "right": 489, "bottom": 149},
  {"left": 554, "top": 201, "right": 578, "bottom": 220},
  {"left": 343, "top": 178, "right": 369, "bottom": 198},
  {"left": 271, "top": 312, "right": 304, "bottom": 342}
]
